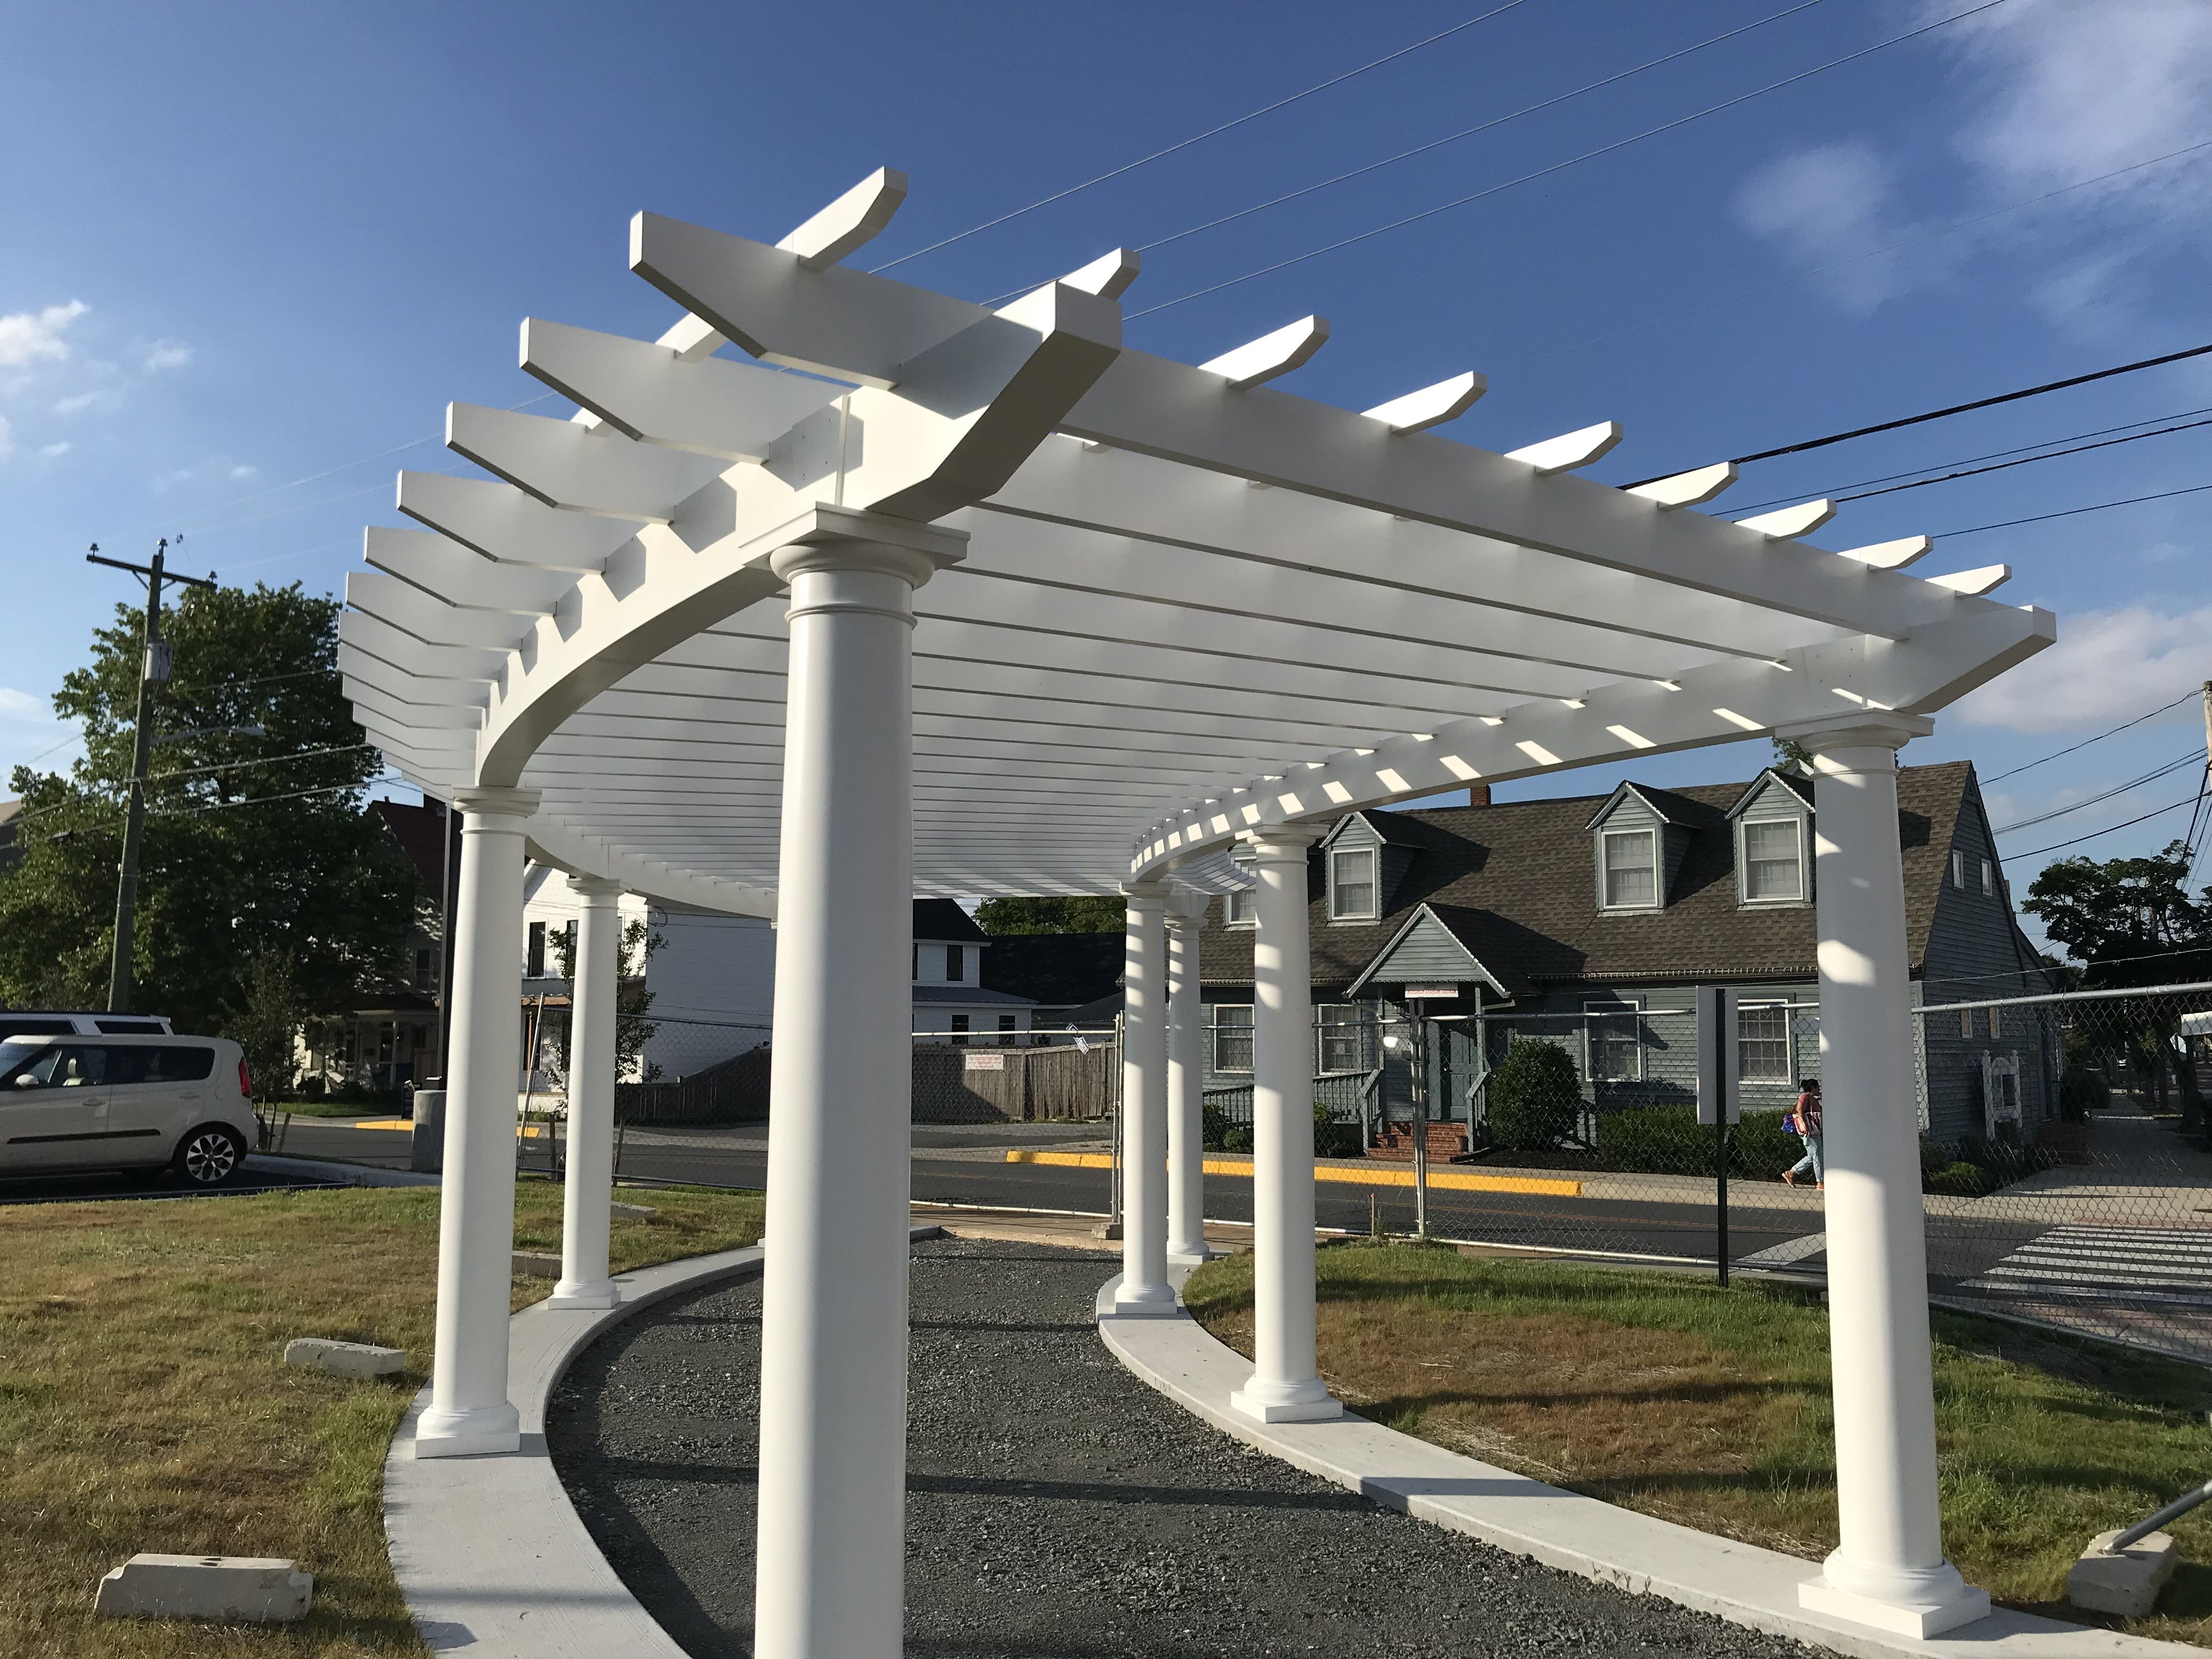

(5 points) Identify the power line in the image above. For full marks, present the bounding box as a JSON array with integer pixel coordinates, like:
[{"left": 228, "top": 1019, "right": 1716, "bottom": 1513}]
[
  {"left": 872, "top": 3, "right": 1534, "bottom": 275},
  {"left": 1728, "top": 404, "right": 2212, "bottom": 515},
  {"left": 1990, "top": 749, "right": 2206, "bottom": 837},
  {"left": 1628, "top": 338, "right": 2212, "bottom": 484},
  {"left": 148, "top": 741, "right": 375, "bottom": 783},
  {"left": 1982, "top": 690, "right": 2199, "bottom": 784},
  {"left": 1126, "top": 0, "right": 2010, "bottom": 321},
  {"left": 1936, "top": 478, "right": 2212, "bottom": 540},
  {"left": 1837, "top": 416, "right": 2212, "bottom": 503},
  {"left": 152, "top": 780, "right": 384, "bottom": 817},
  {"left": 2007, "top": 793, "right": 2203, "bottom": 861},
  {"left": 988, "top": 0, "right": 1829, "bottom": 305}
]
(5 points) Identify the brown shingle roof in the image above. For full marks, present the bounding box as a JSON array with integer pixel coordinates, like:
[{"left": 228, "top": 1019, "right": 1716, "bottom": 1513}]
[{"left": 1199, "top": 761, "right": 1974, "bottom": 996}]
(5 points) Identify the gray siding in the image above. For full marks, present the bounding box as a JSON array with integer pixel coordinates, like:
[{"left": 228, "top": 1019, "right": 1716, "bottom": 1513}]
[
  {"left": 1589, "top": 789, "right": 1691, "bottom": 908},
  {"left": 1729, "top": 775, "right": 1814, "bottom": 908},
  {"left": 1372, "top": 911, "right": 1484, "bottom": 984}
]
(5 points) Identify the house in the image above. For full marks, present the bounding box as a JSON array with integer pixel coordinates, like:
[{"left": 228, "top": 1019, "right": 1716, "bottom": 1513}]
[
  {"left": 1195, "top": 763, "right": 2055, "bottom": 1152},
  {"left": 980, "top": 931, "right": 1124, "bottom": 1029},
  {"left": 296, "top": 799, "right": 447, "bottom": 1092},
  {"left": 912, "top": 899, "right": 1033, "bottom": 1042},
  {"left": 518, "top": 865, "right": 776, "bottom": 1086}
]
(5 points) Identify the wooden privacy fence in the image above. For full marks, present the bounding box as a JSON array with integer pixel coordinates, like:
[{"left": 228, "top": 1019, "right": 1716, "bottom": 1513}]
[{"left": 614, "top": 1039, "right": 1118, "bottom": 1127}]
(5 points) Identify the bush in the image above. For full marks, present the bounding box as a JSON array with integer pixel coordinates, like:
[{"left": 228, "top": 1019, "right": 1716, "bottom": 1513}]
[
  {"left": 1485, "top": 1042, "right": 1582, "bottom": 1150},
  {"left": 1314, "top": 1100, "right": 1364, "bottom": 1159},
  {"left": 1927, "top": 1160, "right": 1994, "bottom": 1198},
  {"left": 1592, "top": 1105, "right": 1802, "bottom": 1178}
]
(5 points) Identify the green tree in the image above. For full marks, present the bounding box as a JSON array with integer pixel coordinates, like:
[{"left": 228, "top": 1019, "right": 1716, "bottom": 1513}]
[
  {"left": 973, "top": 896, "right": 1126, "bottom": 934},
  {"left": 550, "top": 916, "right": 665, "bottom": 1083},
  {"left": 2024, "top": 841, "right": 2212, "bottom": 1127},
  {"left": 0, "top": 583, "right": 418, "bottom": 1036}
]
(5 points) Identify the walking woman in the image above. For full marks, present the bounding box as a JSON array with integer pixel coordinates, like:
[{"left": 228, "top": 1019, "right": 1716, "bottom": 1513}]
[{"left": 1783, "top": 1078, "right": 1824, "bottom": 1188}]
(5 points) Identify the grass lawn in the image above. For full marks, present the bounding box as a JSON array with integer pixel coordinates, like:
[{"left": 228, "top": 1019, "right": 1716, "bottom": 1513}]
[
  {"left": 1184, "top": 1243, "right": 2212, "bottom": 1646},
  {"left": 0, "top": 1177, "right": 764, "bottom": 1657}
]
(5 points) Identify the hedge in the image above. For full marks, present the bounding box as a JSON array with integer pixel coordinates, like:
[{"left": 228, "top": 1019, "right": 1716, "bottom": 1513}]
[{"left": 1591, "top": 1104, "right": 1804, "bottom": 1179}]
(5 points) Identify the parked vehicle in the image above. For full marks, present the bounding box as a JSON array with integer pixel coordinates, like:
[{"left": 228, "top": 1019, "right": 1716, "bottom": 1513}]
[
  {"left": 0, "top": 1033, "right": 253, "bottom": 1186},
  {"left": 0, "top": 1011, "right": 173, "bottom": 1040}
]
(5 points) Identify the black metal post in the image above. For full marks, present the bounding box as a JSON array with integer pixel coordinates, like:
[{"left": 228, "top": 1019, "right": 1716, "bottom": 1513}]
[{"left": 1717, "top": 1118, "right": 1731, "bottom": 1287}]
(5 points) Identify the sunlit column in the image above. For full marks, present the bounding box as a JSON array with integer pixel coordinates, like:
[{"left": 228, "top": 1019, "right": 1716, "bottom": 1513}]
[{"left": 548, "top": 873, "right": 623, "bottom": 1311}]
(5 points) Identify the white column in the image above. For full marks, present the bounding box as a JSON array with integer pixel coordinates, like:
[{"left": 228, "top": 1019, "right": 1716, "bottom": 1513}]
[
  {"left": 1787, "top": 714, "right": 1989, "bottom": 1639},
  {"left": 1229, "top": 825, "right": 1340, "bottom": 1424},
  {"left": 1165, "top": 890, "right": 1211, "bottom": 1263},
  {"left": 1116, "top": 884, "right": 1175, "bottom": 1312},
  {"left": 753, "top": 513, "right": 964, "bottom": 1659},
  {"left": 549, "top": 873, "right": 623, "bottom": 1311},
  {"left": 415, "top": 784, "right": 539, "bottom": 1459}
]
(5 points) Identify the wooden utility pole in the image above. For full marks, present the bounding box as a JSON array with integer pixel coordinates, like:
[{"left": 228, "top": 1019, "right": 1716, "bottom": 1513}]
[{"left": 87, "top": 539, "right": 215, "bottom": 1012}]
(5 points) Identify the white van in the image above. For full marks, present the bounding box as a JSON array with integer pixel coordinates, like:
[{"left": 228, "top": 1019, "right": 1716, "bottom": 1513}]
[
  {"left": 0, "top": 1011, "right": 173, "bottom": 1040},
  {"left": 0, "top": 1033, "right": 255, "bottom": 1187}
]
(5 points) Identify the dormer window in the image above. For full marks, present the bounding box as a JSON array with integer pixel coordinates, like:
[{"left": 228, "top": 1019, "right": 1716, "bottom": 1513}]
[
  {"left": 1226, "top": 888, "right": 1256, "bottom": 927},
  {"left": 1739, "top": 817, "right": 1805, "bottom": 903},
  {"left": 1600, "top": 828, "right": 1658, "bottom": 910},
  {"left": 945, "top": 944, "right": 966, "bottom": 983},
  {"left": 1329, "top": 847, "right": 1378, "bottom": 921}
]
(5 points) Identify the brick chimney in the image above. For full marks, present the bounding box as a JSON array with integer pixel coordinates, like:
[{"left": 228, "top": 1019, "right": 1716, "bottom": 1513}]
[{"left": 1467, "top": 784, "right": 1492, "bottom": 807}]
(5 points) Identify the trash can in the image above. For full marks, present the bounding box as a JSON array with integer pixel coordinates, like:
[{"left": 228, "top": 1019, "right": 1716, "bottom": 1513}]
[{"left": 410, "top": 1088, "right": 446, "bottom": 1174}]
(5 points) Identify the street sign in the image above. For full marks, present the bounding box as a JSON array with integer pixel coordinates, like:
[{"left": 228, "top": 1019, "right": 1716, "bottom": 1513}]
[
  {"left": 1695, "top": 986, "right": 1741, "bottom": 1126},
  {"left": 962, "top": 1051, "right": 1006, "bottom": 1071},
  {"left": 1404, "top": 985, "right": 1458, "bottom": 1000}
]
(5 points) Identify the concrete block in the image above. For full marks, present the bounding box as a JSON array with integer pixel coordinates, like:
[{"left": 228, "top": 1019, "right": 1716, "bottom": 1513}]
[
  {"left": 95, "top": 1554, "right": 313, "bottom": 1622},
  {"left": 2069, "top": 1530, "right": 2177, "bottom": 1617},
  {"left": 284, "top": 1337, "right": 404, "bottom": 1378},
  {"left": 409, "top": 1089, "right": 445, "bottom": 1174},
  {"left": 512, "top": 1250, "right": 564, "bottom": 1278},
  {"left": 609, "top": 1201, "right": 657, "bottom": 1218}
]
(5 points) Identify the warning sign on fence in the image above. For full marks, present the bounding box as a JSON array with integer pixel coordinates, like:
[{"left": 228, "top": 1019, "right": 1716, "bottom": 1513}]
[{"left": 962, "top": 1052, "right": 1006, "bottom": 1071}]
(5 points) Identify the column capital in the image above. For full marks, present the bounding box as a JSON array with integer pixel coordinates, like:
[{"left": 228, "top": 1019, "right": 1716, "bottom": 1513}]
[
  {"left": 764, "top": 504, "right": 969, "bottom": 589},
  {"left": 1163, "top": 887, "right": 1212, "bottom": 926},
  {"left": 1120, "top": 881, "right": 1167, "bottom": 910},
  {"left": 563, "top": 872, "right": 625, "bottom": 900},
  {"left": 1774, "top": 712, "right": 1934, "bottom": 757},
  {"left": 453, "top": 786, "right": 540, "bottom": 820},
  {"left": 1238, "top": 822, "right": 1325, "bottom": 860}
]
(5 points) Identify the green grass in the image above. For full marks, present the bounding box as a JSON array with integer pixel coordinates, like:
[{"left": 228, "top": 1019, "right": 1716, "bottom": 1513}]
[
  {"left": 0, "top": 1177, "right": 764, "bottom": 1657},
  {"left": 1184, "top": 1243, "right": 2212, "bottom": 1644}
]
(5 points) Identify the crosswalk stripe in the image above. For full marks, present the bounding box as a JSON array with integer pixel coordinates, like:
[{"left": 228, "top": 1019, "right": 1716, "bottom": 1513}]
[{"left": 1962, "top": 1224, "right": 2212, "bottom": 1307}]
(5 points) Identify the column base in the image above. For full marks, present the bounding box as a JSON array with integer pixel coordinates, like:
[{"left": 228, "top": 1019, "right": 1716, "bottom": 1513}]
[
  {"left": 545, "top": 1278, "right": 620, "bottom": 1311},
  {"left": 1166, "top": 1246, "right": 1217, "bottom": 1266},
  {"left": 1798, "top": 1555, "right": 1989, "bottom": 1639},
  {"left": 1113, "top": 1284, "right": 1182, "bottom": 1318},
  {"left": 1229, "top": 1379, "right": 1344, "bottom": 1424},
  {"left": 413, "top": 1402, "right": 521, "bottom": 1460}
]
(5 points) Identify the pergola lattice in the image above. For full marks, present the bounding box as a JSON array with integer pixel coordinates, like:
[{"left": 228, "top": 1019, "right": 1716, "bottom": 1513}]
[{"left": 347, "top": 170, "right": 2048, "bottom": 1655}]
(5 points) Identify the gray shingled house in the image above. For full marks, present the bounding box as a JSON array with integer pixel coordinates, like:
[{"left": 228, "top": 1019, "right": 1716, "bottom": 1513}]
[{"left": 1195, "top": 761, "right": 2054, "bottom": 1154}]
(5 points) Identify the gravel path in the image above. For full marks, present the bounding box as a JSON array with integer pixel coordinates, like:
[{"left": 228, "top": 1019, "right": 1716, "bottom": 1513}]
[{"left": 548, "top": 1235, "right": 1820, "bottom": 1657}]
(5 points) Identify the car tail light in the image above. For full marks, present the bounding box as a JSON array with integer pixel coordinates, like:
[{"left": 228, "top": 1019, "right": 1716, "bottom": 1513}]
[{"left": 239, "top": 1058, "right": 253, "bottom": 1099}]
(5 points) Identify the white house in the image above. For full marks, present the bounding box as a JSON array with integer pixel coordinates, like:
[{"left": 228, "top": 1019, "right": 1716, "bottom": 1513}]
[
  {"left": 911, "top": 898, "right": 1031, "bottom": 1043},
  {"left": 521, "top": 865, "right": 776, "bottom": 1085}
]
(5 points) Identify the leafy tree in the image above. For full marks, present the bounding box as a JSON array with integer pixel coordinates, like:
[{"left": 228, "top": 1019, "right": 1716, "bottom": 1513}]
[
  {"left": 0, "top": 583, "right": 417, "bottom": 1036},
  {"left": 1771, "top": 737, "right": 1813, "bottom": 776},
  {"left": 550, "top": 916, "right": 665, "bottom": 1083},
  {"left": 1483, "top": 1039, "right": 1582, "bottom": 1150},
  {"left": 2024, "top": 841, "right": 2212, "bottom": 1128},
  {"left": 973, "top": 896, "right": 1126, "bottom": 935}
]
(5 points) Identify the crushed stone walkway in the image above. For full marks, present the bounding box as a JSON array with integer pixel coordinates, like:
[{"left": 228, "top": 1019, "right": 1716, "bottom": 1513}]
[{"left": 547, "top": 1235, "right": 1820, "bottom": 1657}]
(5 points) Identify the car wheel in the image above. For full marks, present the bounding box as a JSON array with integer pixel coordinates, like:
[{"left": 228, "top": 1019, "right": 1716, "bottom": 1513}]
[{"left": 172, "top": 1125, "right": 246, "bottom": 1188}]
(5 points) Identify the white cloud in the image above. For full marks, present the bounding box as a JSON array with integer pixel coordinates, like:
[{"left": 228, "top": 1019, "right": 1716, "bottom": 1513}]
[
  {"left": 0, "top": 687, "right": 43, "bottom": 719},
  {"left": 142, "top": 341, "right": 193, "bottom": 373},
  {"left": 228, "top": 463, "right": 258, "bottom": 480},
  {"left": 1954, "top": 602, "right": 2212, "bottom": 733},
  {"left": 1734, "top": 142, "right": 1915, "bottom": 315},
  {"left": 36, "top": 441, "right": 67, "bottom": 460},
  {"left": 0, "top": 414, "right": 13, "bottom": 460},
  {"left": 54, "top": 388, "right": 119, "bottom": 417},
  {"left": 0, "top": 300, "right": 89, "bottom": 369}
]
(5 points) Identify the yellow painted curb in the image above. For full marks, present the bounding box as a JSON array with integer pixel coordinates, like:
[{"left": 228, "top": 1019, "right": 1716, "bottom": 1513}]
[{"left": 1005, "top": 1148, "right": 1581, "bottom": 1197}]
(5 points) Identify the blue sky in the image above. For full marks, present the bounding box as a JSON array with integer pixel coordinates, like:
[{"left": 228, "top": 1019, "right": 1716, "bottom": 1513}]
[{"left": 3, "top": 1, "right": 2209, "bottom": 946}]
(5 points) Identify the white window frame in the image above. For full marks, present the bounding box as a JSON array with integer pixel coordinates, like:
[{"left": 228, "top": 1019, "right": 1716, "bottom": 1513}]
[
  {"left": 1737, "top": 1001, "right": 1792, "bottom": 1084},
  {"left": 1329, "top": 847, "right": 1379, "bottom": 922},
  {"left": 1210, "top": 1003, "right": 1254, "bottom": 1074},
  {"left": 1980, "top": 857, "right": 1994, "bottom": 897},
  {"left": 1599, "top": 827, "right": 1660, "bottom": 911},
  {"left": 945, "top": 943, "right": 965, "bottom": 983},
  {"left": 949, "top": 1013, "right": 970, "bottom": 1047},
  {"left": 1315, "top": 1003, "right": 1371, "bottom": 1074},
  {"left": 1737, "top": 815, "right": 1805, "bottom": 905},
  {"left": 1225, "top": 887, "right": 1256, "bottom": 927},
  {"left": 1583, "top": 998, "right": 1644, "bottom": 1082},
  {"left": 1951, "top": 849, "right": 1967, "bottom": 889}
]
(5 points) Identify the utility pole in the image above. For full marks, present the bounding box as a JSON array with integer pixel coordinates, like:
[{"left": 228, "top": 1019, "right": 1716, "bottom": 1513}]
[{"left": 87, "top": 539, "right": 216, "bottom": 1013}]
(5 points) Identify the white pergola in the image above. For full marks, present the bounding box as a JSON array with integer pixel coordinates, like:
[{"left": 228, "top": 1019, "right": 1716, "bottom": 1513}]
[{"left": 349, "top": 169, "right": 2050, "bottom": 1652}]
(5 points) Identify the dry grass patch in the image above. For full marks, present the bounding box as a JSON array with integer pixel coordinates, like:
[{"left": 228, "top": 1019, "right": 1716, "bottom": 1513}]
[
  {"left": 1184, "top": 1242, "right": 2212, "bottom": 1645},
  {"left": 0, "top": 1178, "right": 762, "bottom": 1658}
]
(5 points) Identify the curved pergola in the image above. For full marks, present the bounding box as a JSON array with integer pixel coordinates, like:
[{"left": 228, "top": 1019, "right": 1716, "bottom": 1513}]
[{"left": 352, "top": 170, "right": 2046, "bottom": 1655}]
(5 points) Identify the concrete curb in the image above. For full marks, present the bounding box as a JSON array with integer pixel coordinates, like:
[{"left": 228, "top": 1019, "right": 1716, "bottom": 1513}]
[
  {"left": 381, "top": 1226, "right": 942, "bottom": 1659},
  {"left": 244, "top": 1154, "right": 439, "bottom": 1188},
  {"left": 1096, "top": 1270, "right": 2192, "bottom": 1659}
]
